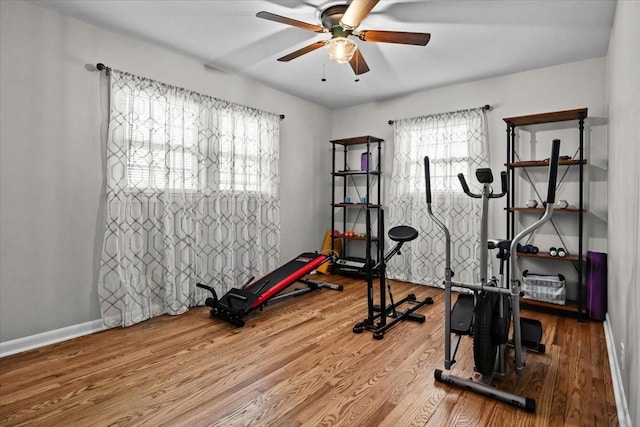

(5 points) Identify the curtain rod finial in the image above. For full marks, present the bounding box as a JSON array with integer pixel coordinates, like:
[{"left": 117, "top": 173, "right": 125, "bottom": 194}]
[
  {"left": 388, "top": 120, "right": 394, "bottom": 125},
  {"left": 279, "top": 114, "right": 285, "bottom": 120},
  {"left": 96, "top": 63, "right": 111, "bottom": 73}
]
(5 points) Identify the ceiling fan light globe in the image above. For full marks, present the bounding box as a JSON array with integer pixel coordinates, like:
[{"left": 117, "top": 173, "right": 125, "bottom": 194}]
[{"left": 326, "top": 37, "right": 357, "bottom": 64}]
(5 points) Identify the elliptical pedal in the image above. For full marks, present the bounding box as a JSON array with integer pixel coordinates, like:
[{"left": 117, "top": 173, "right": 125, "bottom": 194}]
[{"left": 450, "top": 293, "right": 475, "bottom": 335}]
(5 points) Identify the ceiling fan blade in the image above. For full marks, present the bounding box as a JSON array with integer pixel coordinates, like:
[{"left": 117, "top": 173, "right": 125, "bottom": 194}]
[
  {"left": 349, "top": 49, "right": 370, "bottom": 75},
  {"left": 277, "top": 41, "right": 327, "bottom": 62},
  {"left": 357, "top": 30, "right": 431, "bottom": 46},
  {"left": 256, "top": 11, "right": 326, "bottom": 33},
  {"left": 340, "top": 0, "right": 380, "bottom": 30}
]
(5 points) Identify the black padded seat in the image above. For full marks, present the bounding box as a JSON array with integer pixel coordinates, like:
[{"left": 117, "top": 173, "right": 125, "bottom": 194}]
[
  {"left": 388, "top": 225, "right": 418, "bottom": 243},
  {"left": 488, "top": 239, "right": 511, "bottom": 251}
]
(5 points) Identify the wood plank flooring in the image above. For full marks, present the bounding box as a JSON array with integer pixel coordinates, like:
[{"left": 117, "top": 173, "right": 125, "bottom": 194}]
[{"left": 0, "top": 275, "right": 618, "bottom": 426}]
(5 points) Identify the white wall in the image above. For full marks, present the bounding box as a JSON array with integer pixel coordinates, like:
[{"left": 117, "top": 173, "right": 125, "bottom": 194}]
[
  {"left": 606, "top": 1, "right": 640, "bottom": 424},
  {"left": 0, "top": 0, "right": 332, "bottom": 342}
]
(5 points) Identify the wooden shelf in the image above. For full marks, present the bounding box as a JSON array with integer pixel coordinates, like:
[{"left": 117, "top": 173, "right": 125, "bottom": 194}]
[
  {"left": 330, "top": 135, "right": 384, "bottom": 146},
  {"left": 506, "top": 207, "right": 585, "bottom": 213},
  {"left": 333, "top": 170, "right": 381, "bottom": 176},
  {"left": 520, "top": 298, "right": 579, "bottom": 316},
  {"left": 335, "top": 234, "right": 379, "bottom": 241},
  {"left": 507, "top": 159, "right": 586, "bottom": 168},
  {"left": 503, "top": 108, "right": 588, "bottom": 127},
  {"left": 517, "top": 252, "right": 582, "bottom": 262},
  {"left": 333, "top": 203, "right": 381, "bottom": 208}
]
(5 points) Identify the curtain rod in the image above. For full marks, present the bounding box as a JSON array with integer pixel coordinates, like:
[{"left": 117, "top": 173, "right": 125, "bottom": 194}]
[
  {"left": 95, "top": 63, "right": 285, "bottom": 120},
  {"left": 387, "top": 104, "right": 492, "bottom": 125}
]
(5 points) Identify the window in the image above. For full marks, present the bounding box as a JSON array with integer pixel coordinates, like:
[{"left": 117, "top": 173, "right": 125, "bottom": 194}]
[
  {"left": 121, "top": 89, "right": 270, "bottom": 194},
  {"left": 217, "top": 114, "right": 264, "bottom": 193},
  {"left": 404, "top": 121, "right": 471, "bottom": 194},
  {"left": 124, "top": 92, "right": 199, "bottom": 191}
]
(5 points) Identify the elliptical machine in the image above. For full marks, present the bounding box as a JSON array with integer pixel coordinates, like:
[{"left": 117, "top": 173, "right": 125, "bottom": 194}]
[{"left": 426, "top": 139, "right": 561, "bottom": 412}]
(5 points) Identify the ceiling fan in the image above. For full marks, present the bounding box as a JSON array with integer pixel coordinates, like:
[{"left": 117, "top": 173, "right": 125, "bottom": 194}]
[{"left": 256, "top": 0, "right": 430, "bottom": 75}]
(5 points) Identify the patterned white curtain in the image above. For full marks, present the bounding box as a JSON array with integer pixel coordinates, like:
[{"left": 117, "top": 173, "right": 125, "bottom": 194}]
[
  {"left": 387, "top": 107, "right": 489, "bottom": 287},
  {"left": 98, "top": 70, "right": 280, "bottom": 328}
]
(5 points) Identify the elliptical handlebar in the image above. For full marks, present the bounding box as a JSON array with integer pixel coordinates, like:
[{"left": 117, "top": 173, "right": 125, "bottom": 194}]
[
  {"left": 457, "top": 173, "right": 481, "bottom": 198},
  {"left": 546, "top": 139, "right": 561, "bottom": 204},
  {"left": 458, "top": 171, "right": 507, "bottom": 199},
  {"left": 510, "top": 138, "right": 561, "bottom": 257},
  {"left": 424, "top": 156, "right": 452, "bottom": 271},
  {"left": 509, "top": 138, "right": 561, "bottom": 373},
  {"left": 424, "top": 157, "right": 433, "bottom": 204},
  {"left": 499, "top": 171, "right": 508, "bottom": 197}
]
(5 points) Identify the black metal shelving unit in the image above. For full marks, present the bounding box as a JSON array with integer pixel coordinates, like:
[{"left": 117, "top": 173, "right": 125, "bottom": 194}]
[
  {"left": 330, "top": 135, "right": 383, "bottom": 274},
  {"left": 504, "top": 108, "right": 587, "bottom": 320}
]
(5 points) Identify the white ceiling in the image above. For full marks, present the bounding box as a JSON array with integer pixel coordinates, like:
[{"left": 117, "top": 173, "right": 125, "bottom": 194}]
[{"left": 30, "top": 0, "right": 616, "bottom": 109}]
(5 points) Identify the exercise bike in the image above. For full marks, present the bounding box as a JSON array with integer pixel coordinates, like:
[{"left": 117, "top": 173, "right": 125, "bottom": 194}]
[{"left": 426, "top": 138, "right": 561, "bottom": 412}]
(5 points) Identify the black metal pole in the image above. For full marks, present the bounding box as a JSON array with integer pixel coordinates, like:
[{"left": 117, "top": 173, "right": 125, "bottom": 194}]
[
  {"left": 365, "top": 208, "right": 374, "bottom": 321},
  {"left": 507, "top": 123, "right": 516, "bottom": 286},
  {"left": 378, "top": 208, "right": 386, "bottom": 327},
  {"left": 578, "top": 115, "right": 585, "bottom": 321},
  {"left": 388, "top": 104, "right": 492, "bottom": 124},
  {"left": 343, "top": 145, "right": 348, "bottom": 252},
  {"left": 331, "top": 142, "right": 336, "bottom": 266},
  {"left": 94, "top": 62, "right": 284, "bottom": 119}
]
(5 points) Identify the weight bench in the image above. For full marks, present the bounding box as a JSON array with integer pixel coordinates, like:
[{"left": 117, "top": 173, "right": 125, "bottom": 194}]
[{"left": 197, "top": 252, "right": 343, "bottom": 326}]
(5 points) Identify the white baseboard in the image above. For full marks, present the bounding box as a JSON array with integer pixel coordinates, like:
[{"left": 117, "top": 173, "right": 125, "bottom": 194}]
[
  {"left": 604, "top": 314, "right": 632, "bottom": 427},
  {"left": 0, "top": 319, "right": 105, "bottom": 358}
]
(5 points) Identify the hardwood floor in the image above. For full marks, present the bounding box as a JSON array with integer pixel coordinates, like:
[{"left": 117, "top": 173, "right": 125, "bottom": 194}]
[{"left": 0, "top": 275, "right": 617, "bottom": 426}]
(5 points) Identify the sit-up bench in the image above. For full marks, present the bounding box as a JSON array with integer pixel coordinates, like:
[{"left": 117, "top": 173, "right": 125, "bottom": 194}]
[{"left": 197, "top": 252, "right": 342, "bottom": 326}]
